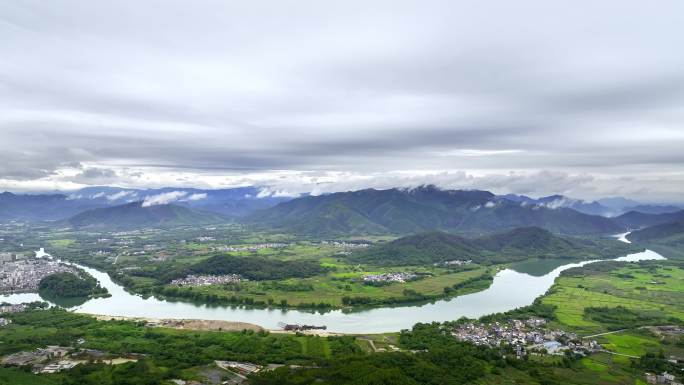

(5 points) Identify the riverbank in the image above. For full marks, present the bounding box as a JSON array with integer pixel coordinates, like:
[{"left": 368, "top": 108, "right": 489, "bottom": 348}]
[
  {"left": 91, "top": 314, "right": 264, "bottom": 332},
  {"left": 89, "top": 314, "right": 351, "bottom": 336}
]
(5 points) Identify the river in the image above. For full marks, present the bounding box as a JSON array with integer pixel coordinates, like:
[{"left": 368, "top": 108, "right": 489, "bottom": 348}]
[{"left": 0, "top": 232, "right": 665, "bottom": 333}]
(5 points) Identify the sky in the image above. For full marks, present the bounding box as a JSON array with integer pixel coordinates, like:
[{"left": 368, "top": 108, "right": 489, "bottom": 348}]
[{"left": 1, "top": 0, "right": 683, "bottom": 202}]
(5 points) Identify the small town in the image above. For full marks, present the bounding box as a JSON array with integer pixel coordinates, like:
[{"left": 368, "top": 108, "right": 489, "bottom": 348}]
[
  {"left": 170, "top": 274, "right": 243, "bottom": 287},
  {"left": 0, "top": 257, "right": 76, "bottom": 293},
  {"left": 363, "top": 272, "right": 417, "bottom": 284}
]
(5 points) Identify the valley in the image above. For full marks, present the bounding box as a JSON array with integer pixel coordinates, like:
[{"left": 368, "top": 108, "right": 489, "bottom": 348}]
[{"left": 0, "top": 186, "right": 682, "bottom": 384}]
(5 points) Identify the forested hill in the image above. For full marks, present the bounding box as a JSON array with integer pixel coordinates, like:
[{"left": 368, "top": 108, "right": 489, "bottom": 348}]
[
  {"left": 38, "top": 272, "right": 109, "bottom": 298},
  {"left": 613, "top": 209, "right": 684, "bottom": 229},
  {"left": 626, "top": 221, "right": 684, "bottom": 260},
  {"left": 67, "top": 202, "right": 226, "bottom": 229},
  {"left": 246, "top": 186, "right": 623, "bottom": 236},
  {"left": 628, "top": 221, "right": 684, "bottom": 243},
  {"left": 350, "top": 227, "right": 642, "bottom": 266}
]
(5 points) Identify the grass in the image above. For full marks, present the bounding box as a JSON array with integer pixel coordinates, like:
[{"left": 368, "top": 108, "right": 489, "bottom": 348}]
[
  {"left": 297, "top": 336, "right": 331, "bottom": 358},
  {"left": 47, "top": 238, "right": 75, "bottom": 247},
  {"left": 600, "top": 333, "right": 661, "bottom": 357}
]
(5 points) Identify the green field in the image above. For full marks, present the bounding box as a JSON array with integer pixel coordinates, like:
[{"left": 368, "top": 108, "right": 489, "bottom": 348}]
[
  {"left": 167, "top": 264, "right": 493, "bottom": 308},
  {"left": 542, "top": 263, "right": 684, "bottom": 333}
]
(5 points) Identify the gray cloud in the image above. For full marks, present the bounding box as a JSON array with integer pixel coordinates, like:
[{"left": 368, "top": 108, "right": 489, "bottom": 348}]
[{"left": 0, "top": 0, "right": 683, "bottom": 201}]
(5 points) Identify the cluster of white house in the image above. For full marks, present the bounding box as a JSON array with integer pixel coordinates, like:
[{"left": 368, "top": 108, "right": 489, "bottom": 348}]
[
  {"left": 170, "top": 274, "right": 242, "bottom": 287},
  {"left": 363, "top": 272, "right": 417, "bottom": 283}
]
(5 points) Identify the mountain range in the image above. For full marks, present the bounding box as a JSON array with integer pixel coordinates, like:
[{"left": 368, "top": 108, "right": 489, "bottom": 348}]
[
  {"left": 1, "top": 185, "right": 682, "bottom": 235},
  {"left": 0, "top": 186, "right": 289, "bottom": 222},
  {"left": 499, "top": 194, "right": 680, "bottom": 217},
  {"left": 613, "top": 209, "right": 684, "bottom": 229},
  {"left": 246, "top": 186, "right": 624, "bottom": 236},
  {"left": 66, "top": 202, "right": 226, "bottom": 229}
]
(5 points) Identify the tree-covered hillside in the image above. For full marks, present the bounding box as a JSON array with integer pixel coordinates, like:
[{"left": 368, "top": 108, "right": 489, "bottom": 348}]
[
  {"left": 627, "top": 221, "right": 684, "bottom": 259},
  {"left": 351, "top": 227, "right": 642, "bottom": 266},
  {"left": 67, "top": 202, "right": 226, "bottom": 229},
  {"left": 38, "top": 272, "right": 109, "bottom": 298},
  {"left": 247, "top": 186, "right": 624, "bottom": 236}
]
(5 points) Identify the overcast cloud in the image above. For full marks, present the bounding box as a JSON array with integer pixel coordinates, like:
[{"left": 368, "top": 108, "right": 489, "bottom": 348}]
[{"left": 1, "top": 0, "right": 683, "bottom": 202}]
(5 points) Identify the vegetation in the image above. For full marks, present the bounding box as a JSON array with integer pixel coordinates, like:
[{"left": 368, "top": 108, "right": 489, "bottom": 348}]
[
  {"left": 541, "top": 260, "right": 684, "bottom": 333},
  {"left": 628, "top": 220, "right": 684, "bottom": 260},
  {"left": 162, "top": 254, "right": 326, "bottom": 282},
  {"left": 614, "top": 210, "right": 684, "bottom": 230},
  {"left": 351, "top": 227, "right": 642, "bottom": 266},
  {"left": 38, "top": 272, "right": 109, "bottom": 298},
  {"left": 150, "top": 265, "right": 493, "bottom": 309},
  {"left": 584, "top": 306, "right": 679, "bottom": 330}
]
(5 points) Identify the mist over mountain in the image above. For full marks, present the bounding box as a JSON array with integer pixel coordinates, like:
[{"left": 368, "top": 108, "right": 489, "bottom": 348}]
[
  {"left": 247, "top": 186, "right": 624, "bottom": 236},
  {"left": 66, "top": 202, "right": 226, "bottom": 229},
  {"left": 0, "top": 186, "right": 291, "bottom": 222},
  {"left": 0, "top": 191, "right": 102, "bottom": 222}
]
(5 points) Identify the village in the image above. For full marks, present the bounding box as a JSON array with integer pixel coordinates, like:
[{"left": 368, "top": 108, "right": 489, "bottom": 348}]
[
  {"left": 170, "top": 274, "right": 243, "bottom": 287},
  {"left": 320, "top": 240, "right": 370, "bottom": 249},
  {"left": 363, "top": 272, "right": 417, "bottom": 284},
  {"left": 434, "top": 259, "right": 473, "bottom": 267},
  {"left": 214, "top": 243, "right": 289, "bottom": 253},
  {"left": 452, "top": 318, "right": 601, "bottom": 359}
]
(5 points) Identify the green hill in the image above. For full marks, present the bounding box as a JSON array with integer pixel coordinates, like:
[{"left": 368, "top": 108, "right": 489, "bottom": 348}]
[
  {"left": 613, "top": 209, "right": 684, "bottom": 229},
  {"left": 247, "top": 186, "right": 623, "bottom": 236},
  {"left": 351, "top": 227, "right": 641, "bottom": 266},
  {"left": 67, "top": 202, "right": 226, "bottom": 229},
  {"left": 38, "top": 272, "right": 108, "bottom": 298},
  {"left": 626, "top": 221, "right": 684, "bottom": 259}
]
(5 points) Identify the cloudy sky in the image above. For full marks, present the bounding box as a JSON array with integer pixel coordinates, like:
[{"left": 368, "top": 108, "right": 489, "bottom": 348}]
[{"left": 1, "top": 0, "right": 683, "bottom": 202}]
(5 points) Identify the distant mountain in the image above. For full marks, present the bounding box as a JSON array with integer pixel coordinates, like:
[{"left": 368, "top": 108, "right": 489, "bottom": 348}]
[
  {"left": 0, "top": 192, "right": 101, "bottom": 222},
  {"left": 247, "top": 186, "right": 624, "bottom": 236},
  {"left": 500, "top": 194, "right": 613, "bottom": 216},
  {"left": 501, "top": 194, "right": 681, "bottom": 217},
  {"left": 622, "top": 204, "right": 682, "bottom": 215},
  {"left": 626, "top": 220, "right": 684, "bottom": 259},
  {"left": 66, "top": 186, "right": 293, "bottom": 217},
  {"left": 597, "top": 197, "right": 642, "bottom": 211},
  {"left": 595, "top": 197, "right": 681, "bottom": 216},
  {"left": 0, "top": 186, "right": 293, "bottom": 223},
  {"left": 499, "top": 194, "right": 537, "bottom": 204},
  {"left": 350, "top": 227, "right": 640, "bottom": 266},
  {"left": 613, "top": 210, "right": 684, "bottom": 229},
  {"left": 67, "top": 202, "right": 227, "bottom": 229},
  {"left": 627, "top": 221, "right": 684, "bottom": 244}
]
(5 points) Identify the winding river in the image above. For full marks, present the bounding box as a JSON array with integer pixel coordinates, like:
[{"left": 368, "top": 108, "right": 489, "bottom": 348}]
[{"left": 0, "top": 232, "right": 665, "bottom": 333}]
